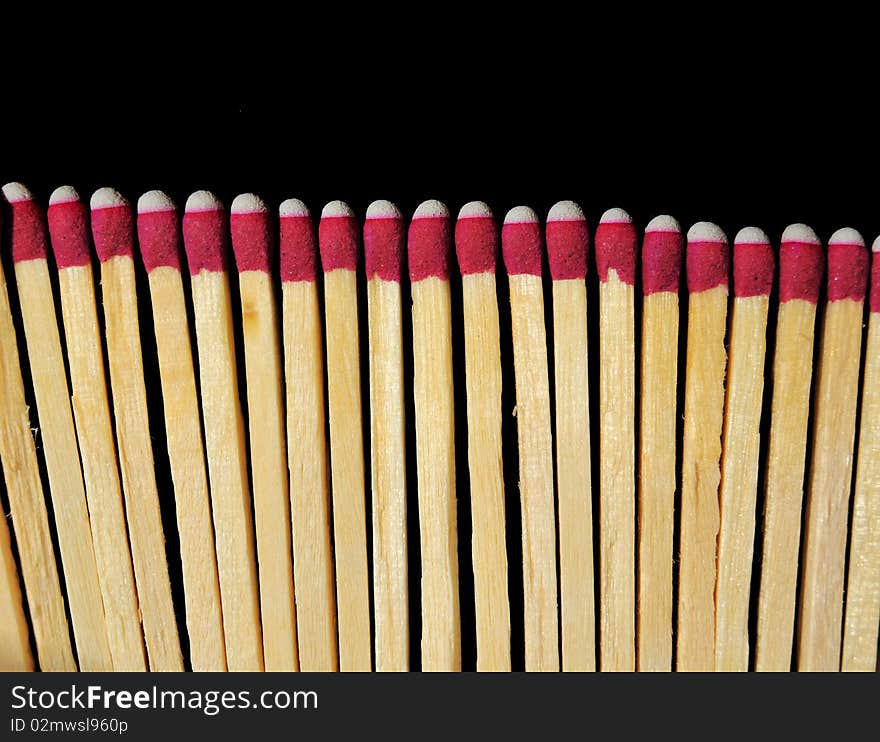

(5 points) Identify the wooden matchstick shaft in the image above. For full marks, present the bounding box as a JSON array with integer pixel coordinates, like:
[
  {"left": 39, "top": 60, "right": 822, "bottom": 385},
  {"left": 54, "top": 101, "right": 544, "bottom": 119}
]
[
  {"left": 0, "top": 257, "right": 74, "bottom": 671},
  {"left": 0, "top": 503, "right": 32, "bottom": 670}
]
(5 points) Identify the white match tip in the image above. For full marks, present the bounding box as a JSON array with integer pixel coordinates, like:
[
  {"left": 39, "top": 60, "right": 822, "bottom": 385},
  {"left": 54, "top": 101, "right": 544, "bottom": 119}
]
[
  {"left": 687, "top": 221, "right": 727, "bottom": 243},
  {"left": 137, "top": 190, "right": 175, "bottom": 213},
  {"left": 185, "top": 190, "right": 222, "bottom": 212},
  {"left": 366, "top": 200, "right": 401, "bottom": 219},
  {"left": 413, "top": 199, "right": 450, "bottom": 219},
  {"left": 829, "top": 227, "right": 865, "bottom": 247},
  {"left": 458, "top": 201, "right": 493, "bottom": 219},
  {"left": 279, "top": 198, "right": 309, "bottom": 217},
  {"left": 49, "top": 185, "right": 80, "bottom": 205},
  {"left": 321, "top": 200, "right": 354, "bottom": 218},
  {"left": 600, "top": 207, "right": 632, "bottom": 224},
  {"left": 504, "top": 206, "right": 538, "bottom": 224},
  {"left": 734, "top": 227, "right": 770, "bottom": 245},
  {"left": 781, "top": 223, "right": 820, "bottom": 244},
  {"left": 548, "top": 200, "right": 585, "bottom": 222},
  {"left": 90, "top": 187, "right": 127, "bottom": 210},
  {"left": 231, "top": 193, "right": 268, "bottom": 214},
  {"left": 2, "top": 182, "right": 33, "bottom": 203},
  {"left": 646, "top": 214, "right": 680, "bottom": 233},
  {"left": 873, "top": 235, "right": 880, "bottom": 253}
]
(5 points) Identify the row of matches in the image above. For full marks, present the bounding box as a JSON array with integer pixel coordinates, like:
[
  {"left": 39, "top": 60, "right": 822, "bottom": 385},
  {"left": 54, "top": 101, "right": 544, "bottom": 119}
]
[{"left": 0, "top": 182, "right": 877, "bottom": 674}]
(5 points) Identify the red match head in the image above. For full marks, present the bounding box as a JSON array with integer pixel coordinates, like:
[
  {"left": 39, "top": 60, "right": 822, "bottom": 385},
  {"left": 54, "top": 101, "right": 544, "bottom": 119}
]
[
  {"left": 279, "top": 199, "right": 316, "bottom": 282},
  {"left": 546, "top": 201, "right": 589, "bottom": 281},
  {"left": 408, "top": 200, "right": 452, "bottom": 282},
  {"left": 686, "top": 221, "right": 729, "bottom": 293},
  {"left": 364, "top": 200, "right": 404, "bottom": 282},
  {"left": 230, "top": 193, "right": 272, "bottom": 274},
  {"left": 642, "top": 215, "right": 683, "bottom": 295},
  {"left": 136, "top": 190, "right": 181, "bottom": 273},
  {"left": 182, "top": 191, "right": 228, "bottom": 275},
  {"left": 90, "top": 188, "right": 135, "bottom": 263},
  {"left": 595, "top": 207, "right": 636, "bottom": 285},
  {"left": 47, "top": 186, "right": 92, "bottom": 269},
  {"left": 318, "top": 201, "right": 359, "bottom": 273},
  {"left": 733, "top": 227, "right": 774, "bottom": 298},
  {"left": 2, "top": 182, "right": 48, "bottom": 263},
  {"left": 872, "top": 236, "right": 880, "bottom": 314},
  {"left": 827, "top": 227, "right": 868, "bottom": 303},
  {"left": 779, "top": 224, "right": 823, "bottom": 304},
  {"left": 455, "top": 201, "right": 498, "bottom": 276},
  {"left": 501, "top": 206, "right": 542, "bottom": 276}
]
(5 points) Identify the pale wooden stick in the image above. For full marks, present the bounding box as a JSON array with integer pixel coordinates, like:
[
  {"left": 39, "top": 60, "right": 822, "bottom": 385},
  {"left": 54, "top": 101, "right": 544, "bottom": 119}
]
[
  {"left": 455, "top": 202, "right": 511, "bottom": 672},
  {"left": 409, "top": 200, "right": 461, "bottom": 671},
  {"left": 799, "top": 228, "right": 870, "bottom": 671},
  {"left": 7, "top": 188, "right": 111, "bottom": 670},
  {"left": 90, "top": 189, "right": 182, "bottom": 671},
  {"left": 595, "top": 208, "right": 637, "bottom": 671},
  {"left": 47, "top": 188, "right": 145, "bottom": 671},
  {"left": 230, "top": 194, "right": 298, "bottom": 671},
  {"left": 182, "top": 191, "right": 263, "bottom": 671},
  {"left": 501, "top": 206, "right": 558, "bottom": 672},
  {"left": 637, "top": 216, "right": 683, "bottom": 672},
  {"left": 754, "top": 225, "right": 823, "bottom": 672},
  {"left": 279, "top": 199, "right": 338, "bottom": 671},
  {"left": 319, "top": 201, "right": 372, "bottom": 671},
  {"left": 0, "top": 495, "right": 32, "bottom": 670},
  {"left": 136, "top": 191, "right": 226, "bottom": 672},
  {"left": 842, "top": 238, "right": 880, "bottom": 671},
  {"left": 714, "top": 228, "right": 773, "bottom": 671},
  {"left": 0, "top": 187, "right": 73, "bottom": 671},
  {"left": 546, "top": 201, "right": 594, "bottom": 671},
  {"left": 365, "top": 201, "right": 409, "bottom": 672},
  {"left": 677, "top": 222, "right": 729, "bottom": 672}
]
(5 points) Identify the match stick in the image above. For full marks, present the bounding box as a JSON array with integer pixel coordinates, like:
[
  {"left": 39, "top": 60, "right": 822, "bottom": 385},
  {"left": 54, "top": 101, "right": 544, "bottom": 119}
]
[
  {"left": 136, "top": 191, "right": 226, "bottom": 672},
  {"left": 798, "top": 227, "right": 869, "bottom": 671},
  {"left": 0, "top": 494, "right": 32, "bottom": 670},
  {"left": 714, "top": 227, "right": 774, "bottom": 671},
  {"left": 409, "top": 199, "right": 461, "bottom": 672},
  {"left": 90, "top": 188, "right": 183, "bottom": 671},
  {"left": 365, "top": 200, "right": 409, "bottom": 672},
  {"left": 841, "top": 234, "right": 880, "bottom": 672},
  {"left": 0, "top": 188, "right": 73, "bottom": 671},
  {"left": 547, "top": 200, "right": 594, "bottom": 672},
  {"left": 46, "top": 186, "right": 145, "bottom": 671},
  {"left": 638, "top": 215, "right": 683, "bottom": 672},
  {"left": 455, "top": 201, "right": 511, "bottom": 672},
  {"left": 677, "top": 221, "right": 729, "bottom": 672},
  {"left": 182, "top": 191, "right": 263, "bottom": 671},
  {"left": 501, "top": 205, "right": 559, "bottom": 672},
  {"left": 595, "top": 207, "right": 637, "bottom": 671},
  {"left": 319, "top": 200, "right": 372, "bottom": 671},
  {"left": 754, "top": 224, "right": 823, "bottom": 672},
  {"left": 6, "top": 185, "right": 111, "bottom": 670},
  {"left": 279, "top": 199, "right": 338, "bottom": 671},
  {"left": 230, "top": 193, "right": 298, "bottom": 672}
]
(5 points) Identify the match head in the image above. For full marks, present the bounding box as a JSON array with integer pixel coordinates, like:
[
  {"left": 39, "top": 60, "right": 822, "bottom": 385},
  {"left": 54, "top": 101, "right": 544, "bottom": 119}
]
[
  {"left": 230, "top": 193, "right": 272, "bottom": 273},
  {"left": 47, "top": 187, "right": 91, "bottom": 268},
  {"left": 182, "top": 190, "right": 227, "bottom": 274},
  {"left": 733, "top": 227, "right": 774, "bottom": 298},
  {"left": 318, "top": 200, "right": 359, "bottom": 272},
  {"left": 279, "top": 198, "right": 316, "bottom": 282},
  {"left": 642, "top": 215, "right": 683, "bottom": 295},
  {"left": 686, "top": 221, "right": 729, "bottom": 293},
  {"left": 872, "top": 236, "right": 880, "bottom": 313},
  {"left": 546, "top": 200, "right": 588, "bottom": 280},
  {"left": 595, "top": 207, "right": 636, "bottom": 285},
  {"left": 455, "top": 201, "right": 498, "bottom": 275},
  {"left": 3, "top": 181, "right": 48, "bottom": 263},
  {"left": 136, "top": 190, "right": 181, "bottom": 273},
  {"left": 90, "top": 188, "right": 134, "bottom": 262},
  {"left": 364, "top": 200, "right": 404, "bottom": 282},
  {"left": 501, "top": 206, "right": 542, "bottom": 276},
  {"left": 408, "top": 199, "right": 451, "bottom": 281},
  {"left": 827, "top": 226, "right": 868, "bottom": 302},
  {"left": 779, "top": 223, "right": 823, "bottom": 305},
  {"left": 781, "top": 223, "right": 820, "bottom": 245}
]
